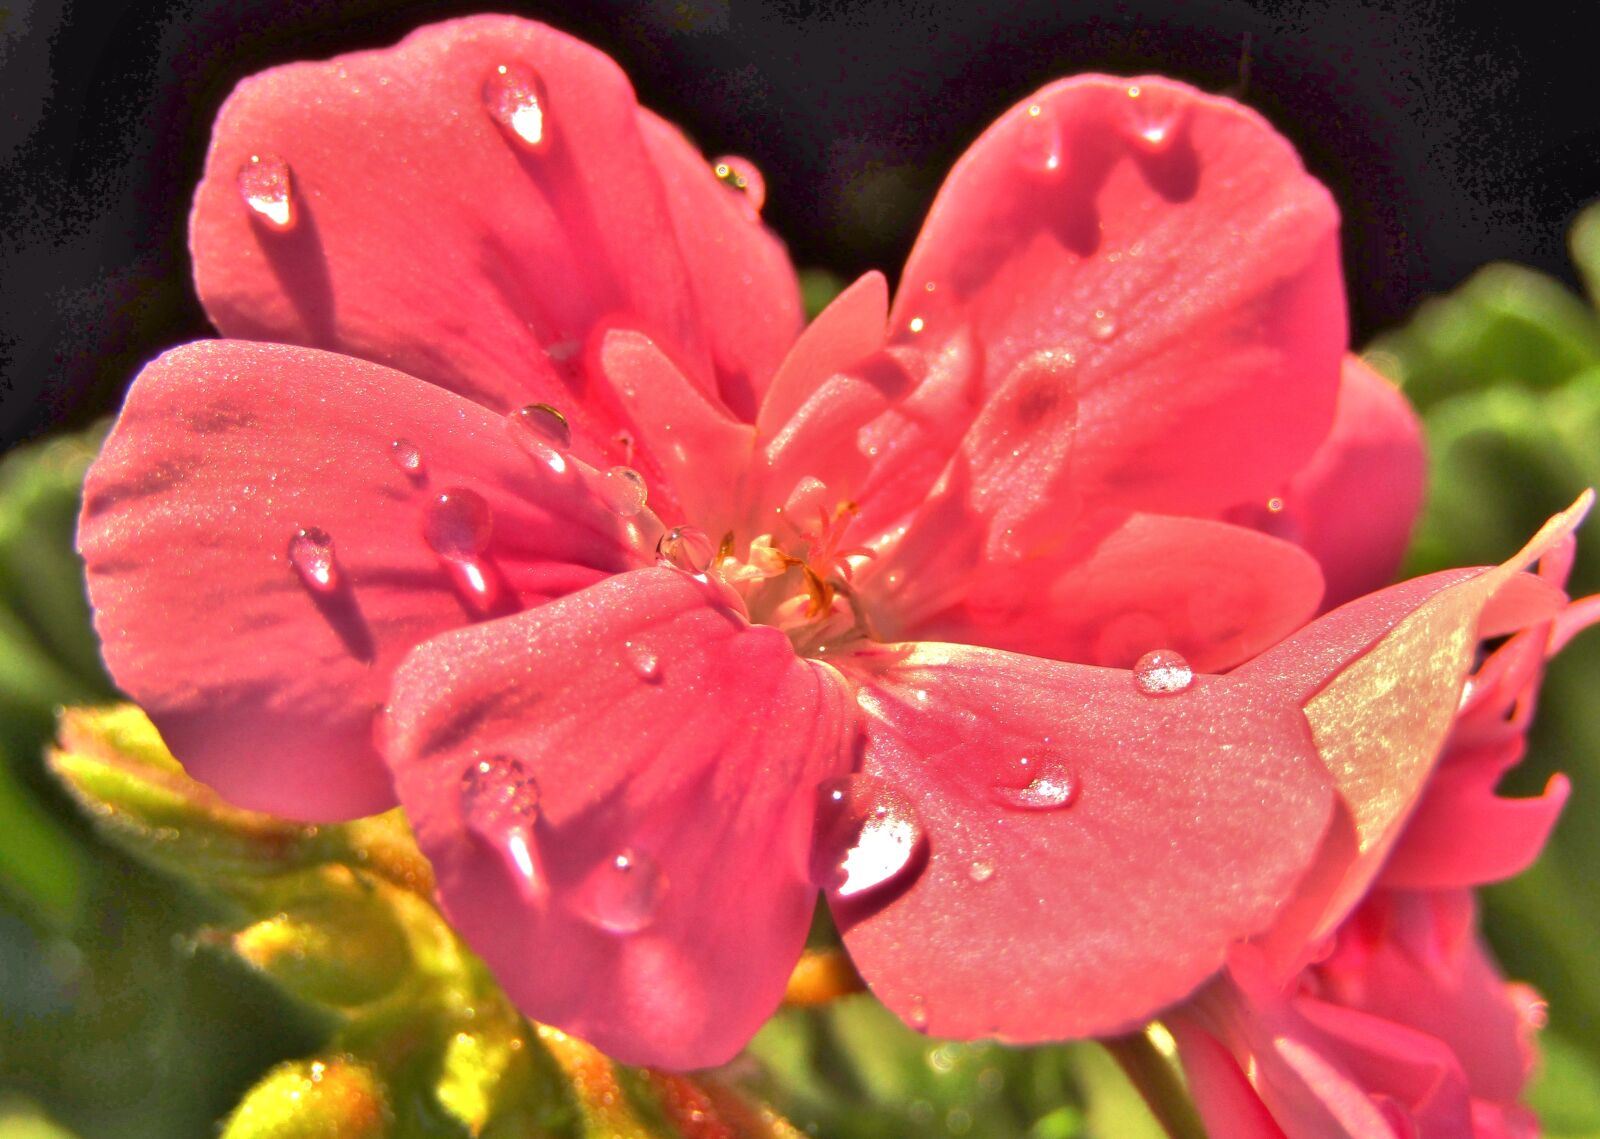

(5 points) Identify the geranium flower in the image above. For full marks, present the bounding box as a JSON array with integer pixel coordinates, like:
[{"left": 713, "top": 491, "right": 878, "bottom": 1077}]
[
  {"left": 76, "top": 15, "right": 1582, "bottom": 1070},
  {"left": 1171, "top": 569, "right": 1599, "bottom": 1138}
]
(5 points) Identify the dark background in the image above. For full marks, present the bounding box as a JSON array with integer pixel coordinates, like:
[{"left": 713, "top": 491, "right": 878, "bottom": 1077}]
[{"left": 2, "top": 0, "right": 1597, "bottom": 450}]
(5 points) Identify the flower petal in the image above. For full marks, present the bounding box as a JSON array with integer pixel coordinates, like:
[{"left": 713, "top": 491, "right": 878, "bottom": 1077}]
[
  {"left": 1239, "top": 495, "right": 1591, "bottom": 943},
  {"left": 79, "top": 340, "right": 648, "bottom": 820},
  {"left": 878, "top": 513, "right": 1324, "bottom": 671},
  {"left": 892, "top": 75, "right": 1344, "bottom": 515},
  {"left": 381, "top": 567, "right": 854, "bottom": 1069},
  {"left": 191, "top": 15, "right": 796, "bottom": 452},
  {"left": 833, "top": 642, "right": 1334, "bottom": 1041},
  {"left": 1227, "top": 357, "right": 1426, "bottom": 610},
  {"left": 633, "top": 110, "right": 802, "bottom": 421}
]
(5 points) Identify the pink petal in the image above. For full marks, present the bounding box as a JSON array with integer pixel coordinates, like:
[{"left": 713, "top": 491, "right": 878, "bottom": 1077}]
[
  {"left": 1239, "top": 495, "right": 1592, "bottom": 943},
  {"left": 1317, "top": 891, "right": 1537, "bottom": 1103},
  {"left": 833, "top": 642, "right": 1334, "bottom": 1041},
  {"left": 79, "top": 340, "right": 648, "bottom": 820},
  {"left": 757, "top": 271, "right": 889, "bottom": 439},
  {"left": 1169, "top": 1016, "right": 1290, "bottom": 1139},
  {"left": 586, "top": 327, "right": 755, "bottom": 534},
  {"left": 882, "top": 513, "right": 1324, "bottom": 671},
  {"left": 191, "top": 16, "right": 796, "bottom": 454},
  {"left": 633, "top": 110, "right": 802, "bottom": 421},
  {"left": 892, "top": 76, "right": 1344, "bottom": 516},
  {"left": 381, "top": 567, "right": 854, "bottom": 1069},
  {"left": 1227, "top": 356, "right": 1426, "bottom": 610}
]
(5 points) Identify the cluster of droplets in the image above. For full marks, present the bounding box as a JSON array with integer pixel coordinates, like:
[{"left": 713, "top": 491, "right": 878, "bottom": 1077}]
[
  {"left": 806, "top": 651, "right": 1196, "bottom": 905},
  {"left": 456, "top": 754, "right": 669, "bottom": 934}
]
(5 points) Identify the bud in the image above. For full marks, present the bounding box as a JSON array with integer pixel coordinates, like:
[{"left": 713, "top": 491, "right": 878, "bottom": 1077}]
[{"left": 220, "top": 1057, "right": 389, "bottom": 1139}]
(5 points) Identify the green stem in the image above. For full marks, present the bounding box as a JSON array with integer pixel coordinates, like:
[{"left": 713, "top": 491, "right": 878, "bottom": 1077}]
[{"left": 1102, "top": 1030, "right": 1209, "bottom": 1139}]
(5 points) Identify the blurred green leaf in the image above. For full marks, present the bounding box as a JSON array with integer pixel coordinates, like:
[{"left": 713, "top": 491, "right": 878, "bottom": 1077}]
[
  {"left": 798, "top": 268, "right": 847, "bottom": 322},
  {"left": 1528, "top": 1031, "right": 1600, "bottom": 1139}
]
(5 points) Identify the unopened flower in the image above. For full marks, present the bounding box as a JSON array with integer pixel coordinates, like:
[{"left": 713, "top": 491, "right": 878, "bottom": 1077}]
[{"left": 78, "top": 15, "right": 1584, "bottom": 1072}]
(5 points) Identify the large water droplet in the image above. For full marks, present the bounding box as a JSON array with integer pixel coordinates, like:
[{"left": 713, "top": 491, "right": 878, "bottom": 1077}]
[
  {"left": 389, "top": 438, "right": 425, "bottom": 478},
  {"left": 287, "top": 527, "right": 339, "bottom": 593},
  {"left": 810, "top": 775, "right": 927, "bottom": 898},
  {"left": 506, "top": 404, "right": 571, "bottom": 474},
  {"left": 656, "top": 525, "right": 715, "bottom": 573},
  {"left": 1133, "top": 649, "right": 1195, "bottom": 696},
  {"left": 237, "top": 153, "right": 295, "bottom": 230},
  {"left": 1123, "top": 87, "right": 1185, "bottom": 155},
  {"left": 423, "top": 488, "right": 493, "bottom": 560},
  {"left": 581, "top": 848, "right": 667, "bottom": 935},
  {"left": 1017, "top": 102, "right": 1064, "bottom": 175},
  {"left": 459, "top": 755, "right": 542, "bottom": 830},
  {"left": 712, "top": 155, "right": 767, "bottom": 213},
  {"left": 483, "top": 63, "right": 550, "bottom": 150},
  {"left": 600, "top": 467, "right": 648, "bottom": 517},
  {"left": 990, "top": 754, "right": 1080, "bottom": 812},
  {"left": 460, "top": 756, "right": 542, "bottom": 897}
]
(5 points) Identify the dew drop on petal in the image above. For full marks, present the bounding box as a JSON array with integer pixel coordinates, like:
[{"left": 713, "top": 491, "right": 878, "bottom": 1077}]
[
  {"left": 459, "top": 755, "right": 542, "bottom": 830},
  {"left": 581, "top": 848, "right": 667, "bottom": 935},
  {"left": 1133, "top": 648, "right": 1195, "bottom": 696},
  {"left": 623, "top": 640, "right": 661, "bottom": 682},
  {"left": 237, "top": 153, "right": 295, "bottom": 230},
  {"left": 482, "top": 63, "right": 550, "bottom": 150},
  {"left": 1017, "top": 102, "right": 1063, "bottom": 175},
  {"left": 423, "top": 488, "right": 493, "bottom": 560},
  {"left": 287, "top": 527, "right": 339, "bottom": 593},
  {"left": 967, "top": 860, "right": 995, "bottom": 884},
  {"left": 810, "top": 775, "right": 927, "bottom": 898},
  {"left": 656, "top": 525, "right": 715, "bottom": 573},
  {"left": 507, "top": 402, "right": 572, "bottom": 459},
  {"left": 906, "top": 995, "right": 931, "bottom": 1031},
  {"left": 600, "top": 467, "right": 648, "bottom": 517},
  {"left": 712, "top": 155, "right": 766, "bottom": 213},
  {"left": 1089, "top": 309, "right": 1117, "bottom": 341},
  {"left": 389, "top": 438, "right": 425, "bottom": 478},
  {"left": 990, "top": 754, "right": 1080, "bottom": 812}
]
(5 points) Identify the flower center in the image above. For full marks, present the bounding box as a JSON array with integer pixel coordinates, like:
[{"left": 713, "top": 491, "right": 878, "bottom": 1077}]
[{"left": 667, "top": 477, "right": 877, "bottom": 657}]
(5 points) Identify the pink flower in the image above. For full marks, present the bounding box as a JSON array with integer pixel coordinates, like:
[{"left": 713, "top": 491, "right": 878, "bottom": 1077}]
[
  {"left": 1171, "top": 559, "right": 1599, "bottom": 1137},
  {"left": 76, "top": 15, "right": 1582, "bottom": 1069}
]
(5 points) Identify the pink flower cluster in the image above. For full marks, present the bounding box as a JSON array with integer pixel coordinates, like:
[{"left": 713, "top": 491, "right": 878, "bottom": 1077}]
[{"left": 77, "top": 14, "right": 1592, "bottom": 1130}]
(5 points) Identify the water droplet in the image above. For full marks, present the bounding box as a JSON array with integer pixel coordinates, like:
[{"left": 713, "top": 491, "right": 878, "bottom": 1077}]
[
  {"left": 389, "top": 438, "right": 425, "bottom": 478},
  {"left": 656, "top": 525, "right": 715, "bottom": 573},
  {"left": 968, "top": 860, "right": 995, "bottom": 884},
  {"left": 624, "top": 640, "right": 661, "bottom": 682},
  {"left": 1133, "top": 649, "right": 1195, "bottom": 696},
  {"left": 1089, "top": 309, "right": 1117, "bottom": 341},
  {"left": 287, "top": 527, "right": 339, "bottom": 593},
  {"left": 1017, "top": 102, "right": 1063, "bottom": 174},
  {"left": 907, "top": 316, "right": 926, "bottom": 334},
  {"left": 990, "top": 754, "right": 1080, "bottom": 812},
  {"left": 483, "top": 63, "right": 550, "bottom": 149},
  {"left": 712, "top": 155, "right": 767, "bottom": 213},
  {"left": 459, "top": 755, "right": 542, "bottom": 829},
  {"left": 507, "top": 402, "right": 571, "bottom": 456},
  {"left": 810, "top": 775, "right": 927, "bottom": 898},
  {"left": 423, "top": 488, "right": 493, "bottom": 560},
  {"left": 906, "top": 996, "right": 930, "bottom": 1031},
  {"left": 581, "top": 848, "right": 667, "bottom": 934},
  {"left": 237, "top": 153, "right": 295, "bottom": 230},
  {"left": 600, "top": 467, "right": 648, "bottom": 517}
]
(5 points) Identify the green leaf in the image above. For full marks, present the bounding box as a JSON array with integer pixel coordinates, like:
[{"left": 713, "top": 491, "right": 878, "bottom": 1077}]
[
  {"left": 1528, "top": 1031, "right": 1600, "bottom": 1139},
  {"left": 1369, "top": 263, "right": 1600, "bottom": 410},
  {"left": 798, "top": 268, "right": 847, "bottom": 322}
]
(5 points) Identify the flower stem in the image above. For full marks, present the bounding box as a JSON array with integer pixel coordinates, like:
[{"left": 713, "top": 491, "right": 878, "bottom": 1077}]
[{"left": 1102, "top": 1028, "right": 1210, "bottom": 1139}]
